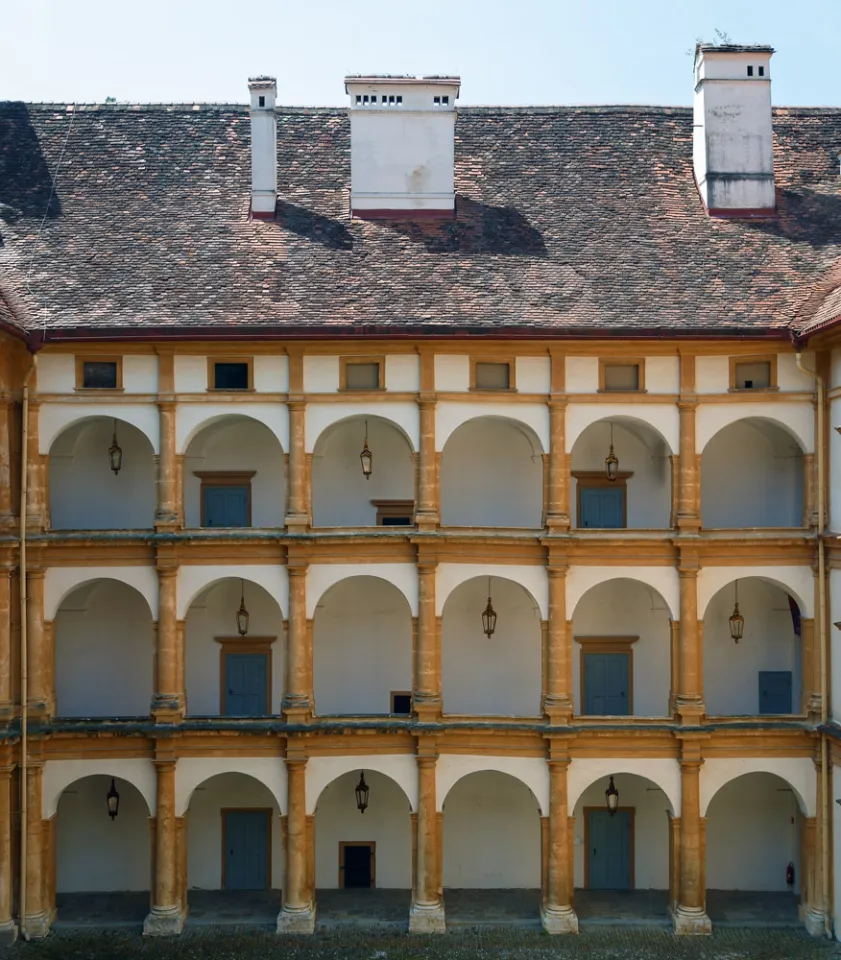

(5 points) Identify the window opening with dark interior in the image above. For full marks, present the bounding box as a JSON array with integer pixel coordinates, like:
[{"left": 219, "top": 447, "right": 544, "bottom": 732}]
[
  {"left": 82, "top": 361, "right": 118, "bottom": 389},
  {"left": 214, "top": 362, "right": 250, "bottom": 390},
  {"left": 345, "top": 362, "right": 380, "bottom": 390},
  {"left": 734, "top": 361, "right": 771, "bottom": 390},
  {"left": 391, "top": 692, "right": 412, "bottom": 715},
  {"left": 603, "top": 363, "right": 639, "bottom": 392},
  {"left": 474, "top": 361, "right": 510, "bottom": 390}
]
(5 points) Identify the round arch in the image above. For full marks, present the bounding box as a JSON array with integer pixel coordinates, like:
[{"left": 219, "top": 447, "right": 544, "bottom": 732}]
[
  {"left": 308, "top": 757, "right": 416, "bottom": 814},
  {"left": 41, "top": 406, "right": 160, "bottom": 455},
  {"left": 436, "top": 406, "right": 548, "bottom": 453},
  {"left": 701, "top": 759, "right": 814, "bottom": 818},
  {"left": 569, "top": 575, "right": 675, "bottom": 621},
  {"left": 310, "top": 412, "right": 416, "bottom": 457},
  {"left": 178, "top": 565, "right": 288, "bottom": 620},
  {"left": 43, "top": 759, "right": 156, "bottom": 819},
  {"left": 568, "top": 412, "right": 675, "bottom": 456},
  {"left": 176, "top": 760, "right": 286, "bottom": 817},
  {"left": 306, "top": 402, "right": 419, "bottom": 454},
  {"left": 698, "top": 570, "right": 811, "bottom": 620},
  {"left": 437, "top": 756, "right": 548, "bottom": 814},
  {"left": 177, "top": 407, "right": 287, "bottom": 455},
  {"left": 697, "top": 408, "right": 812, "bottom": 456},
  {"left": 307, "top": 564, "right": 417, "bottom": 618},
  {"left": 437, "top": 566, "right": 546, "bottom": 619},
  {"left": 567, "top": 567, "right": 678, "bottom": 620},
  {"left": 566, "top": 406, "right": 677, "bottom": 454},
  {"left": 568, "top": 758, "right": 680, "bottom": 814},
  {"left": 46, "top": 570, "right": 157, "bottom": 622}
]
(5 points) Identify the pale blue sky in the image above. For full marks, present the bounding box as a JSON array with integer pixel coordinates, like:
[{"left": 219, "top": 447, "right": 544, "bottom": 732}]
[{"left": 4, "top": 0, "right": 841, "bottom": 107}]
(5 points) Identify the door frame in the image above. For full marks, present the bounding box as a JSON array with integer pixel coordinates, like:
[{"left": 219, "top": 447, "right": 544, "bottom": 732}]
[
  {"left": 221, "top": 807, "right": 273, "bottom": 890},
  {"left": 195, "top": 471, "right": 256, "bottom": 527},
  {"left": 577, "top": 636, "right": 638, "bottom": 715},
  {"left": 583, "top": 806, "right": 635, "bottom": 889},
  {"left": 572, "top": 471, "right": 633, "bottom": 528},
  {"left": 215, "top": 638, "right": 276, "bottom": 715},
  {"left": 338, "top": 840, "right": 376, "bottom": 889}
]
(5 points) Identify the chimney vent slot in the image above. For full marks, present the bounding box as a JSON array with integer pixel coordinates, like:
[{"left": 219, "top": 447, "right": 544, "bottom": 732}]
[
  {"left": 258, "top": 95, "right": 265, "bottom": 107},
  {"left": 747, "top": 65, "right": 754, "bottom": 76},
  {"left": 758, "top": 65, "right": 765, "bottom": 76}
]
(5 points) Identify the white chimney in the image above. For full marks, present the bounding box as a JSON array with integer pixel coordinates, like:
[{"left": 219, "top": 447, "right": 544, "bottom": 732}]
[
  {"left": 248, "top": 76, "right": 277, "bottom": 219},
  {"left": 693, "top": 45, "right": 775, "bottom": 216},
  {"left": 344, "top": 75, "right": 461, "bottom": 218}
]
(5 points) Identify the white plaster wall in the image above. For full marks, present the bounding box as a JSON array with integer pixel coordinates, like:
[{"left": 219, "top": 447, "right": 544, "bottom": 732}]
[
  {"left": 573, "top": 775, "right": 671, "bottom": 890},
  {"left": 832, "top": 568, "right": 841, "bottom": 723},
  {"left": 178, "top": 564, "right": 287, "bottom": 621},
  {"left": 570, "top": 420, "right": 671, "bottom": 528},
  {"left": 778, "top": 353, "right": 817, "bottom": 392},
  {"left": 183, "top": 417, "right": 285, "bottom": 528},
  {"left": 697, "top": 566, "right": 812, "bottom": 619},
  {"left": 696, "top": 402, "right": 812, "bottom": 454},
  {"left": 177, "top": 403, "right": 288, "bottom": 453},
  {"left": 176, "top": 758, "right": 287, "bottom": 817},
  {"left": 700, "top": 758, "right": 815, "bottom": 818},
  {"left": 436, "top": 403, "right": 549, "bottom": 451},
  {"left": 442, "top": 577, "right": 542, "bottom": 716},
  {"left": 308, "top": 756, "right": 417, "bottom": 815},
  {"left": 567, "top": 567, "right": 678, "bottom": 621},
  {"left": 705, "top": 773, "right": 798, "bottom": 891},
  {"left": 834, "top": 764, "right": 841, "bottom": 937},
  {"left": 701, "top": 420, "right": 803, "bottom": 528},
  {"left": 443, "top": 772, "right": 541, "bottom": 888},
  {"left": 185, "top": 579, "right": 284, "bottom": 716},
  {"left": 704, "top": 578, "right": 801, "bottom": 716},
  {"left": 315, "top": 770, "right": 412, "bottom": 889},
  {"left": 572, "top": 579, "right": 671, "bottom": 716},
  {"left": 303, "top": 356, "right": 340, "bottom": 393},
  {"left": 647, "top": 357, "right": 680, "bottom": 394},
  {"left": 123, "top": 355, "right": 158, "bottom": 393},
  {"left": 313, "top": 577, "right": 411, "bottom": 716},
  {"left": 56, "top": 777, "right": 151, "bottom": 892},
  {"left": 695, "top": 356, "right": 729, "bottom": 394},
  {"left": 44, "top": 759, "right": 157, "bottom": 819},
  {"left": 307, "top": 564, "right": 416, "bottom": 618},
  {"left": 437, "top": 757, "right": 549, "bottom": 814},
  {"left": 187, "top": 773, "right": 282, "bottom": 889},
  {"left": 55, "top": 579, "right": 154, "bottom": 717},
  {"left": 566, "top": 405, "right": 677, "bottom": 454},
  {"left": 385, "top": 354, "right": 419, "bottom": 392},
  {"left": 40, "top": 403, "right": 159, "bottom": 455},
  {"left": 568, "top": 759, "right": 680, "bottom": 814},
  {"left": 253, "top": 355, "right": 289, "bottom": 393},
  {"left": 311, "top": 417, "right": 414, "bottom": 527},
  {"left": 306, "top": 403, "right": 418, "bottom": 454},
  {"left": 565, "top": 357, "right": 598, "bottom": 394},
  {"left": 174, "top": 355, "right": 208, "bottom": 393},
  {"left": 434, "top": 355, "right": 469, "bottom": 391},
  {"left": 46, "top": 566, "right": 158, "bottom": 620},
  {"left": 831, "top": 394, "right": 841, "bottom": 533},
  {"left": 440, "top": 419, "right": 543, "bottom": 528},
  {"left": 516, "top": 357, "right": 550, "bottom": 394},
  {"left": 49, "top": 418, "right": 156, "bottom": 529},
  {"left": 38, "top": 354, "right": 75, "bottom": 394}
]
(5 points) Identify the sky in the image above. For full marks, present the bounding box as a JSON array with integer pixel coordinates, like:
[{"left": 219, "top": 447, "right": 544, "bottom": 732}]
[{"left": 3, "top": 0, "right": 841, "bottom": 108}]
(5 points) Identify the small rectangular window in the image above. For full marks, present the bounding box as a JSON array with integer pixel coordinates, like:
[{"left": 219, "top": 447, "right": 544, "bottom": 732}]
[
  {"left": 341, "top": 358, "right": 383, "bottom": 391},
  {"left": 195, "top": 471, "right": 256, "bottom": 528},
  {"left": 601, "top": 361, "right": 642, "bottom": 392},
  {"left": 747, "top": 65, "right": 754, "bottom": 77},
  {"left": 732, "top": 359, "right": 774, "bottom": 390},
  {"left": 391, "top": 692, "right": 412, "bottom": 715},
  {"left": 372, "top": 499, "right": 415, "bottom": 526},
  {"left": 208, "top": 358, "right": 252, "bottom": 391},
  {"left": 473, "top": 361, "right": 512, "bottom": 390},
  {"left": 758, "top": 66, "right": 765, "bottom": 77},
  {"left": 76, "top": 357, "right": 122, "bottom": 390}
]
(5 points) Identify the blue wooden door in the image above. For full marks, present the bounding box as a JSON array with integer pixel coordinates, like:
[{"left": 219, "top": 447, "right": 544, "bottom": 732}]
[
  {"left": 580, "top": 487, "right": 624, "bottom": 528},
  {"left": 588, "top": 809, "right": 632, "bottom": 889},
  {"left": 204, "top": 485, "right": 249, "bottom": 527},
  {"left": 584, "top": 653, "right": 630, "bottom": 715},
  {"left": 758, "top": 671, "right": 792, "bottom": 714},
  {"left": 224, "top": 810, "right": 269, "bottom": 890},
  {"left": 224, "top": 653, "right": 268, "bottom": 716}
]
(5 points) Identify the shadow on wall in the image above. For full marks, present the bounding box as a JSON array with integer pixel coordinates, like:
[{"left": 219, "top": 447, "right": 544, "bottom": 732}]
[{"left": 0, "top": 103, "right": 62, "bottom": 223}]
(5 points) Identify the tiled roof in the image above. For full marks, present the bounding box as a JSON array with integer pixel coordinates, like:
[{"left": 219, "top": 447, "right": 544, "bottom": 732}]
[{"left": 1, "top": 101, "right": 841, "bottom": 340}]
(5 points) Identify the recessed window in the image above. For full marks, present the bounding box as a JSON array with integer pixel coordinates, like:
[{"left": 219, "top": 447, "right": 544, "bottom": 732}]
[
  {"left": 390, "top": 691, "right": 412, "bottom": 715},
  {"left": 341, "top": 358, "right": 383, "bottom": 391},
  {"left": 472, "top": 360, "right": 513, "bottom": 391},
  {"left": 600, "top": 361, "right": 643, "bottom": 392},
  {"left": 758, "top": 66, "right": 765, "bottom": 77},
  {"left": 210, "top": 359, "right": 252, "bottom": 391},
  {"left": 195, "top": 471, "right": 256, "bottom": 528},
  {"left": 573, "top": 471, "right": 634, "bottom": 529},
  {"left": 372, "top": 500, "right": 415, "bottom": 526},
  {"left": 76, "top": 357, "right": 122, "bottom": 390},
  {"left": 731, "top": 357, "right": 776, "bottom": 391},
  {"left": 747, "top": 66, "right": 754, "bottom": 77}
]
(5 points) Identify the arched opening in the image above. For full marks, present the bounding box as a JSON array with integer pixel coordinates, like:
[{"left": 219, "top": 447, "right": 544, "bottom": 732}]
[
  {"left": 442, "top": 576, "right": 542, "bottom": 717},
  {"left": 705, "top": 772, "right": 801, "bottom": 925},
  {"left": 49, "top": 417, "right": 155, "bottom": 529},
  {"left": 704, "top": 579, "right": 802, "bottom": 716},
  {"left": 314, "top": 769, "right": 412, "bottom": 922},
  {"left": 443, "top": 770, "right": 541, "bottom": 922},
  {"left": 184, "top": 416, "right": 285, "bottom": 529},
  {"left": 185, "top": 579, "right": 283, "bottom": 718},
  {"left": 311, "top": 416, "right": 414, "bottom": 527},
  {"left": 313, "top": 577, "right": 412, "bottom": 716},
  {"left": 570, "top": 418, "right": 672, "bottom": 529},
  {"left": 572, "top": 579, "right": 672, "bottom": 718},
  {"left": 701, "top": 419, "right": 804, "bottom": 528},
  {"left": 440, "top": 417, "right": 543, "bottom": 528},
  {"left": 186, "top": 772, "right": 281, "bottom": 924},
  {"left": 55, "top": 579, "right": 154, "bottom": 717},
  {"left": 55, "top": 775, "right": 151, "bottom": 927},
  {"left": 573, "top": 772, "right": 673, "bottom": 923}
]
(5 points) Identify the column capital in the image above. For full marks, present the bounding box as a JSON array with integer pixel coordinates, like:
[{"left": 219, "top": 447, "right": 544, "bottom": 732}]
[
  {"left": 287, "top": 563, "right": 309, "bottom": 578},
  {"left": 417, "top": 559, "right": 438, "bottom": 574},
  {"left": 548, "top": 397, "right": 568, "bottom": 411},
  {"left": 677, "top": 564, "right": 699, "bottom": 579},
  {"left": 287, "top": 398, "right": 307, "bottom": 411},
  {"left": 547, "top": 564, "right": 568, "bottom": 579},
  {"left": 417, "top": 396, "right": 437, "bottom": 410},
  {"left": 284, "top": 754, "right": 308, "bottom": 770},
  {"left": 677, "top": 399, "right": 698, "bottom": 413},
  {"left": 156, "top": 564, "right": 179, "bottom": 579},
  {"left": 25, "top": 568, "right": 46, "bottom": 581}
]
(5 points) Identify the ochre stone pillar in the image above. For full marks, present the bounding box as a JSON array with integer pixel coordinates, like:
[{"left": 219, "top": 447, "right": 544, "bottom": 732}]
[
  {"left": 542, "top": 758, "right": 577, "bottom": 933},
  {"left": 669, "top": 620, "right": 680, "bottom": 716},
  {"left": 416, "top": 399, "right": 439, "bottom": 530},
  {"left": 546, "top": 400, "right": 570, "bottom": 530},
  {"left": 25, "top": 399, "right": 47, "bottom": 530},
  {"left": 800, "top": 618, "right": 818, "bottom": 716},
  {"left": 673, "top": 752, "right": 711, "bottom": 934},
  {"left": 155, "top": 401, "right": 178, "bottom": 528},
  {"left": 545, "top": 565, "right": 572, "bottom": 721},
  {"left": 676, "top": 563, "right": 704, "bottom": 722},
  {"left": 410, "top": 751, "right": 445, "bottom": 932},
  {"left": 26, "top": 570, "right": 52, "bottom": 717},
  {"left": 0, "top": 762, "right": 15, "bottom": 943},
  {"left": 144, "top": 759, "right": 183, "bottom": 936},
  {"left": 286, "top": 401, "right": 308, "bottom": 531},
  {"left": 22, "top": 762, "right": 49, "bottom": 938},
  {"left": 0, "top": 568, "right": 11, "bottom": 716},
  {"left": 802, "top": 454, "right": 816, "bottom": 528},
  {"left": 667, "top": 812, "right": 680, "bottom": 913},
  {"left": 414, "top": 561, "right": 441, "bottom": 721},
  {"left": 803, "top": 760, "right": 826, "bottom": 936},
  {"left": 676, "top": 353, "right": 700, "bottom": 531},
  {"left": 283, "top": 565, "right": 311, "bottom": 720},
  {"left": 152, "top": 567, "right": 184, "bottom": 721},
  {"left": 0, "top": 398, "right": 12, "bottom": 528},
  {"left": 278, "top": 757, "right": 315, "bottom": 933}
]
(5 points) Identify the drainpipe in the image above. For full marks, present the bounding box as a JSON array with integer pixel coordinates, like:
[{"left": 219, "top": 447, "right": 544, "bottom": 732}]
[
  {"left": 796, "top": 351, "right": 831, "bottom": 938},
  {"left": 18, "top": 356, "right": 35, "bottom": 941}
]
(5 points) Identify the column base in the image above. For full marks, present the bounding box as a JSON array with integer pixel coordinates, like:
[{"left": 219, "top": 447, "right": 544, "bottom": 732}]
[
  {"left": 415, "top": 511, "right": 439, "bottom": 532},
  {"left": 0, "top": 919, "right": 17, "bottom": 946},
  {"left": 545, "top": 514, "right": 571, "bottom": 532},
  {"left": 151, "top": 695, "right": 185, "bottom": 724},
  {"left": 675, "top": 697, "right": 705, "bottom": 724},
  {"left": 544, "top": 695, "right": 574, "bottom": 724},
  {"left": 277, "top": 903, "right": 316, "bottom": 934},
  {"left": 672, "top": 904, "right": 711, "bottom": 935},
  {"left": 284, "top": 515, "right": 309, "bottom": 533},
  {"left": 282, "top": 700, "right": 312, "bottom": 724},
  {"left": 803, "top": 907, "right": 826, "bottom": 937},
  {"left": 22, "top": 911, "right": 51, "bottom": 939},
  {"left": 413, "top": 698, "right": 441, "bottom": 723},
  {"left": 541, "top": 903, "right": 579, "bottom": 934},
  {"left": 143, "top": 905, "right": 185, "bottom": 937},
  {"left": 409, "top": 899, "right": 446, "bottom": 934}
]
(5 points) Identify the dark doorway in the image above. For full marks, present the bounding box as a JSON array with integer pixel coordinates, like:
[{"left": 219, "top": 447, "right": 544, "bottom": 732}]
[{"left": 340, "top": 842, "right": 375, "bottom": 888}]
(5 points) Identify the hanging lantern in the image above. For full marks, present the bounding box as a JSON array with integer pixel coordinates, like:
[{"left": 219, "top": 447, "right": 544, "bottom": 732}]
[
  {"left": 355, "top": 771, "right": 370, "bottom": 814},
  {"left": 106, "top": 777, "right": 120, "bottom": 820},
  {"left": 108, "top": 419, "right": 123, "bottom": 475},
  {"left": 236, "top": 580, "right": 250, "bottom": 637},
  {"left": 360, "top": 420, "right": 373, "bottom": 479},
  {"left": 729, "top": 580, "right": 744, "bottom": 643},
  {"left": 605, "top": 422, "right": 619, "bottom": 482},
  {"left": 482, "top": 578, "right": 497, "bottom": 638},
  {"left": 605, "top": 776, "right": 619, "bottom": 817}
]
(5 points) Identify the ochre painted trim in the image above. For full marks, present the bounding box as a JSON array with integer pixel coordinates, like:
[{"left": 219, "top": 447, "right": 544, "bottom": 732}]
[
  {"left": 598, "top": 357, "right": 646, "bottom": 394},
  {"left": 207, "top": 356, "right": 255, "bottom": 392},
  {"left": 74, "top": 355, "right": 123, "bottom": 392}
]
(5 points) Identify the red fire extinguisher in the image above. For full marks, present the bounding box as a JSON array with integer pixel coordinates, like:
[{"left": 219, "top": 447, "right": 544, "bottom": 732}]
[{"left": 786, "top": 862, "right": 795, "bottom": 887}]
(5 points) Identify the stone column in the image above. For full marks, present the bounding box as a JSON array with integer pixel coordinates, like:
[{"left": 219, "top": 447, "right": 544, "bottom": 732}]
[
  {"left": 544, "top": 565, "right": 572, "bottom": 721},
  {"left": 0, "top": 568, "right": 11, "bottom": 716},
  {"left": 410, "top": 752, "right": 445, "bottom": 932},
  {"left": 155, "top": 401, "right": 178, "bottom": 528},
  {"left": 676, "top": 354, "right": 700, "bottom": 532},
  {"left": 26, "top": 570, "right": 52, "bottom": 717},
  {"left": 676, "top": 563, "right": 704, "bottom": 722},
  {"left": 283, "top": 565, "right": 310, "bottom": 720},
  {"left": 804, "top": 760, "right": 826, "bottom": 936},
  {"left": 0, "top": 398, "right": 12, "bottom": 528},
  {"left": 21, "top": 762, "right": 49, "bottom": 937},
  {"left": 800, "top": 618, "right": 818, "bottom": 716},
  {"left": 414, "top": 561, "right": 441, "bottom": 721},
  {"left": 416, "top": 399, "right": 439, "bottom": 530},
  {"left": 802, "top": 454, "right": 817, "bottom": 528},
  {"left": 278, "top": 757, "right": 315, "bottom": 933},
  {"left": 673, "top": 754, "right": 711, "bottom": 934},
  {"left": 285, "top": 402, "right": 308, "bottom": 531},
  {"left": 0, "top": 762, "right": 15, "bottom": 944},
  {"left": 546, "top": 400, "right": 570, "bottom": 530},
  {"left": 144, "top": 760, "right": 183, "bottom": 935},
  {"left": 542, "top": 758, "right": 577, "bottom": 933},
  {"left": 25, "top": 399, "right": 47, "bottom": 530},
  {"left": 152, "top": 567, "right": 184, "bottom": 721}
]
